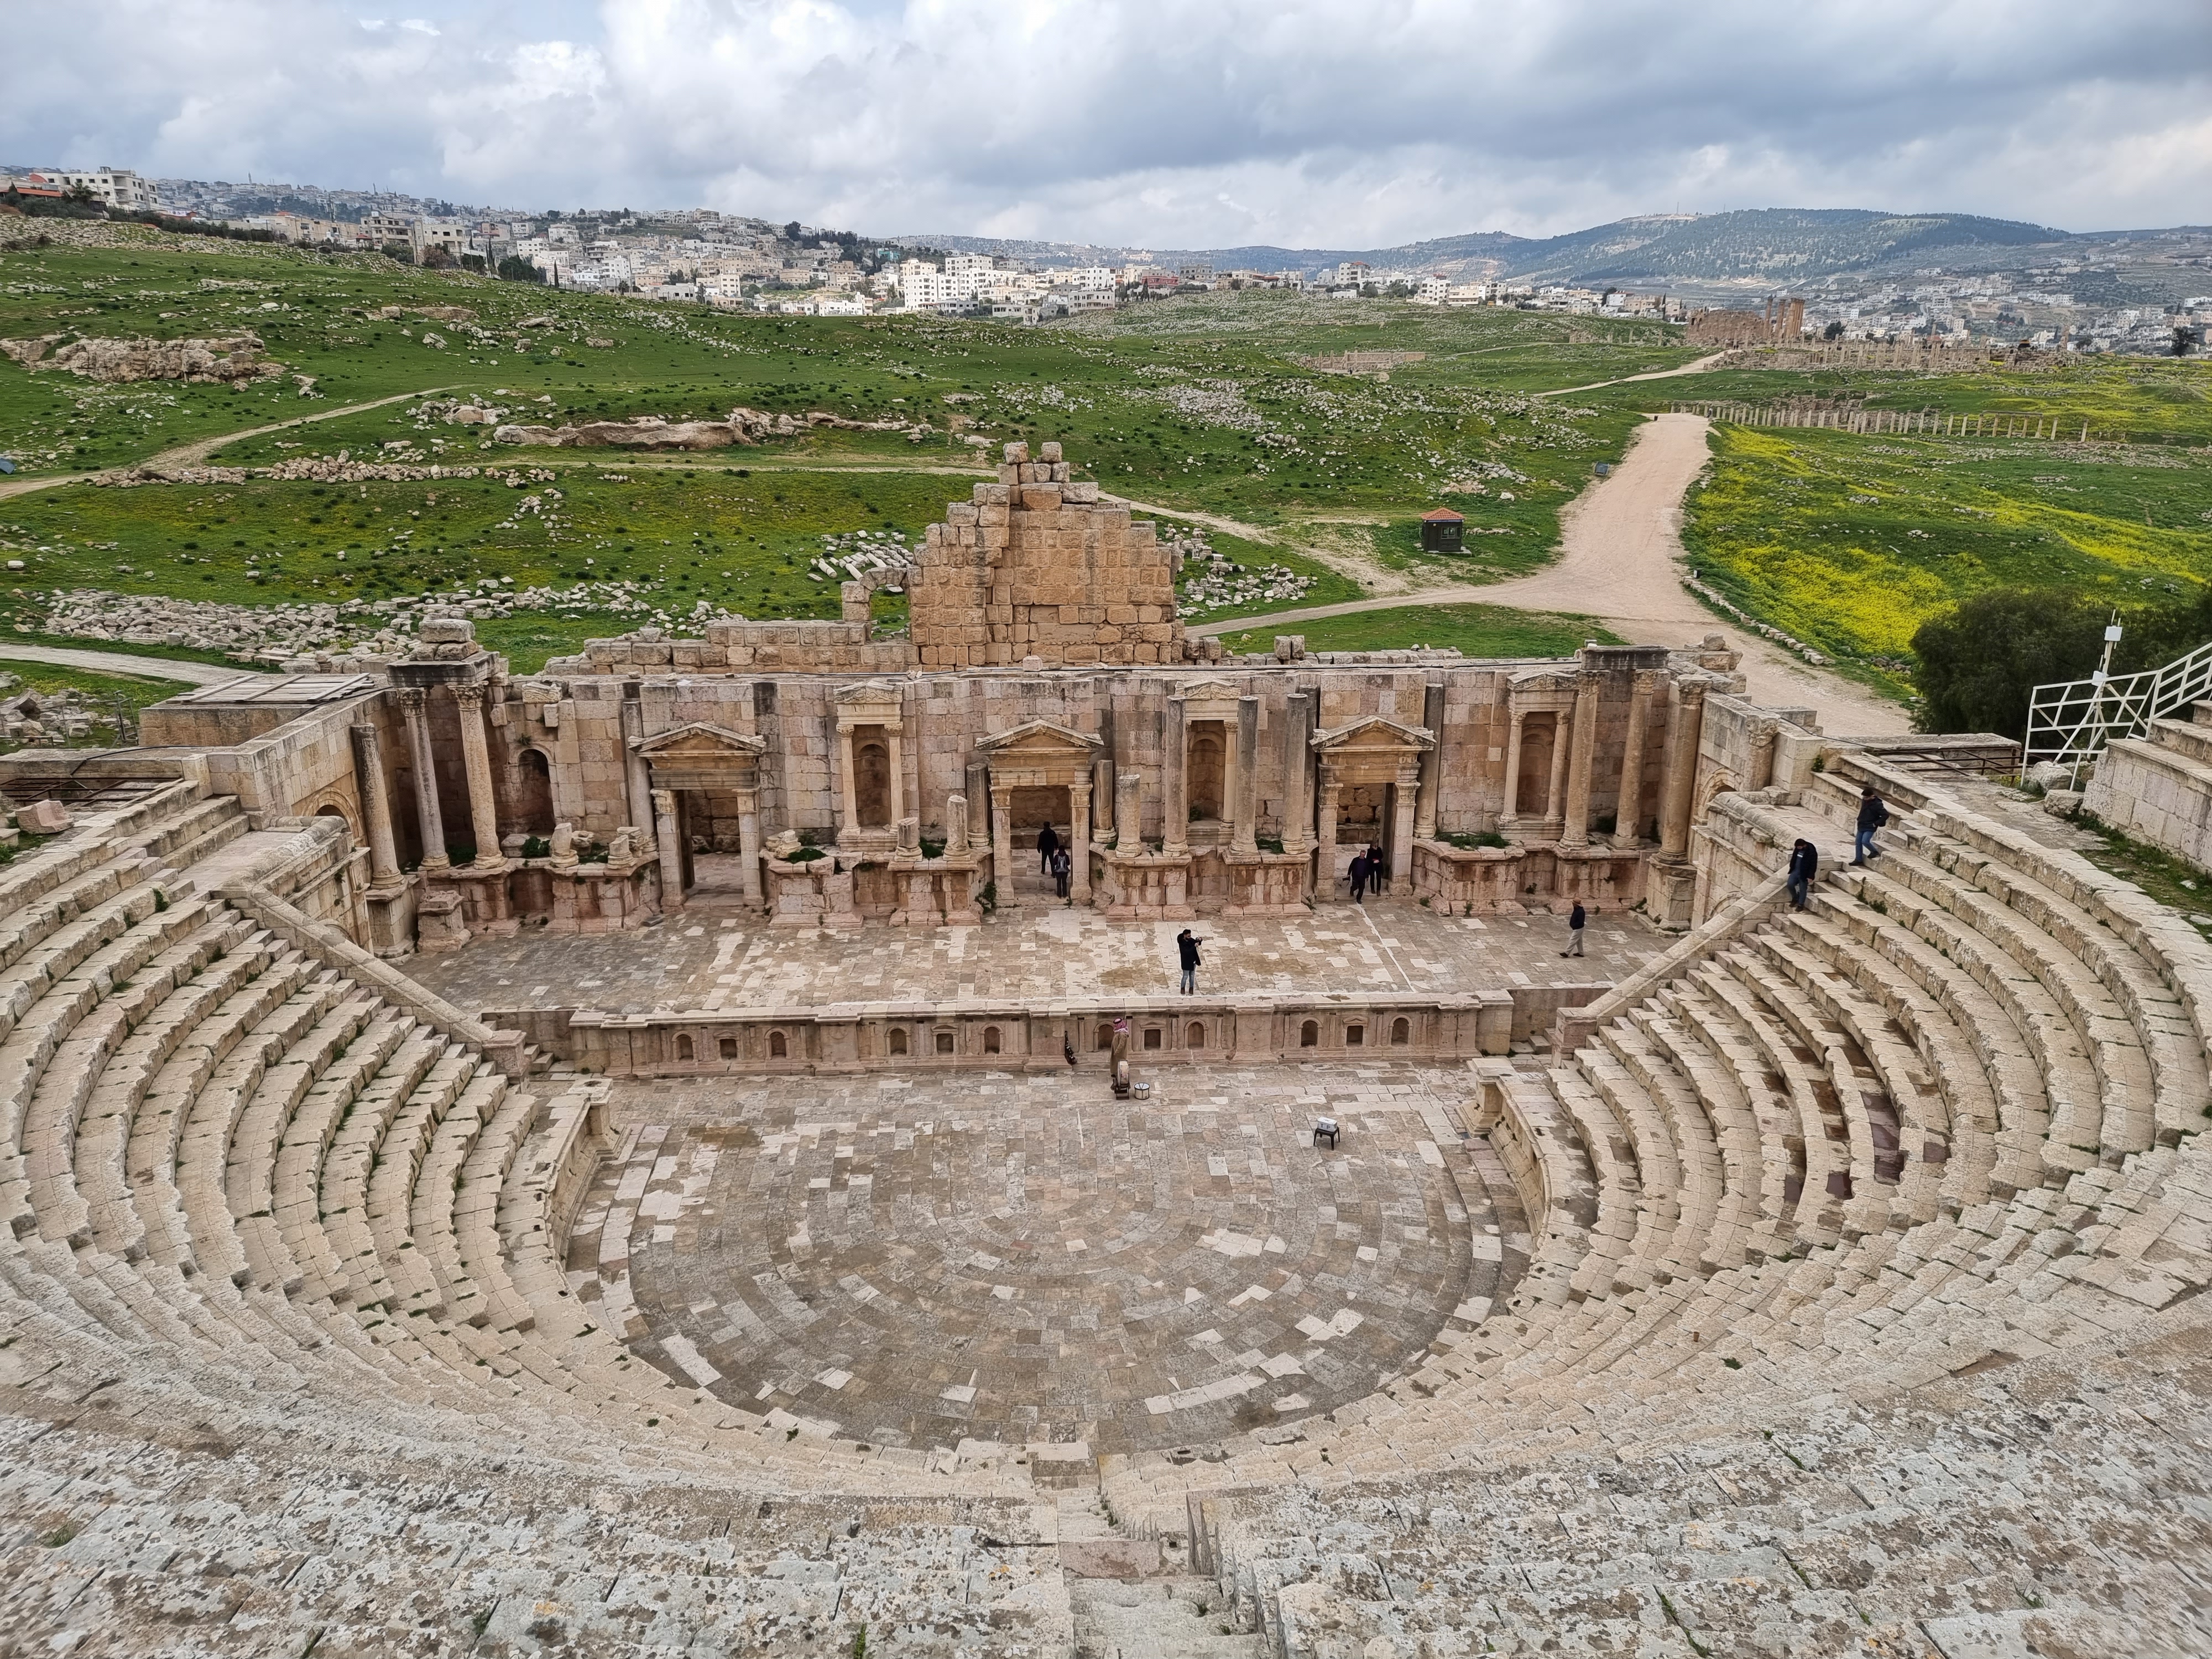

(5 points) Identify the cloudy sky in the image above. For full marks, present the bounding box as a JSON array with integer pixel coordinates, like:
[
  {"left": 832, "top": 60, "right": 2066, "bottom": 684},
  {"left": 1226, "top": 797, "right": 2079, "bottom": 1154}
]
[{"left": 6, "top": 0, "right": 2208, "bottom": 248}]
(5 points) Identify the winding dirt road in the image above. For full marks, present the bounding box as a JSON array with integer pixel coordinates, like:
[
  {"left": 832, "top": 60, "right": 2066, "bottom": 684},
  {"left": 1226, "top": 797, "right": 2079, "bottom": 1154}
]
[
  {"left": 1193, "top": 413, "right": 1908, "bottom": 736},
  {"left": 0, "top": 387, "right": 444, "bottom": 503}
]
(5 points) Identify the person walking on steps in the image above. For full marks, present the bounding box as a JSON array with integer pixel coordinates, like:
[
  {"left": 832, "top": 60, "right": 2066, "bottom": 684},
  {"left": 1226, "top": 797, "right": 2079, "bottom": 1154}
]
[
  {"left": 1562, "top": 900, "right": 1589, "bottom": 957},
  {"left": 1051, "top": 844, "right": 1072, "bottom": 900},
  {"left": 1036, "top": 821, "right": 1060, "bottom": 874},
  {"left": 1348, "top": 851, "right": 1370, "bottom": 904},
  {"left": 1853, "top": 785, "right": 1889, "bottom": 867},
  {"left": 1787, "top": 837, "right": 1819, "bottom": 911},
  {"left": 1176, "top": 928, "right": 1204, "bottom": 994}
]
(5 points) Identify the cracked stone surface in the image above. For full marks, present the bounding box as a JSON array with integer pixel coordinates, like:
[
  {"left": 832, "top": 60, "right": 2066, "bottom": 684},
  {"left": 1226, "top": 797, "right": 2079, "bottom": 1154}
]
[
  {"left": 570, "top": 1062, "right": 1524, "bottom": 1455},
  {"left": 410, "top": 894, "right": 1665, "bottom": 1016}
]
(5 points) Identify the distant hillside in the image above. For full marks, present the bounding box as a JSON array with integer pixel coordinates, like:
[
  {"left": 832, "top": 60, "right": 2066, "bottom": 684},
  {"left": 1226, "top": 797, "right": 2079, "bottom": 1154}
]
[
  {"left": 904, "top": 207, "right": 2095, "bottom": 286},
  {"left": 1515, "top": 208, "right": 2068, "bottom": 284}
]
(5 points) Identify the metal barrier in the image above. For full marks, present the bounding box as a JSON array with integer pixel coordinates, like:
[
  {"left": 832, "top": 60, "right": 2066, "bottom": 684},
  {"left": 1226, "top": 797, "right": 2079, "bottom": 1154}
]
[{"left": 2026, "top": 637, "right": 2212, "bottom": 784}]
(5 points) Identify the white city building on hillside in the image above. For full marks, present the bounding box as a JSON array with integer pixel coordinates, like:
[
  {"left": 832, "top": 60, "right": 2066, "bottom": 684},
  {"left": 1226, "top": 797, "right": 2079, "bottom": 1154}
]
[{"left": 44, "top": 168, "right": 159, "bottom": 211}]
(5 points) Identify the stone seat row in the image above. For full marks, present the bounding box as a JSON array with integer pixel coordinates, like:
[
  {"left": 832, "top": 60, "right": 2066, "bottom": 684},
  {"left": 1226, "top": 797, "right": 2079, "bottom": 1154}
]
[
  {"left": 1106, "top": 765, "right": 2212, "bottom": 1525},
  {"left": 0, "top": 795, "right": 1044, "bottom": 1503}
]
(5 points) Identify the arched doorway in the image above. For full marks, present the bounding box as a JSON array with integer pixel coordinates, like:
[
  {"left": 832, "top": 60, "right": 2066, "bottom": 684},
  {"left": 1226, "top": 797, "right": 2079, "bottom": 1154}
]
[{"left": 515, "top": 748, "right": 555, "bottom": 837}]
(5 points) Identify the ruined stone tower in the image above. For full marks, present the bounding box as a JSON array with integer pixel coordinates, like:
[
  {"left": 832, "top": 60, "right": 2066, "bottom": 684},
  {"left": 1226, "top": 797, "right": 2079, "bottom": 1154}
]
[{"left": 908, "top": 441, "right": 1186, "bottom": 668}]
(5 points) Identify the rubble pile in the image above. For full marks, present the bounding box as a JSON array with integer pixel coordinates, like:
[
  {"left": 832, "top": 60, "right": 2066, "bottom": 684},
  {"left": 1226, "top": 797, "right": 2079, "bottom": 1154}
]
[
  {"left": 31, "top": 577, "right": 738, "bottom": 665},
  {"left": 0, "top": 675, "right": 134, "bottom": 747},
  {"left": 1172, "top": 533, "right": 1315, "bottom": 614},
  {"left": 99, "top": 458, "right": 486, "bottom": 488},
  {"left": 0, "top": 332, "right": 286, "bottom": 384},
  {"left": 808, "top": 529, "right": 912, "bottom": 585},
  {"left": 487, "top": 408, "right": 931, "bottom": 450}
]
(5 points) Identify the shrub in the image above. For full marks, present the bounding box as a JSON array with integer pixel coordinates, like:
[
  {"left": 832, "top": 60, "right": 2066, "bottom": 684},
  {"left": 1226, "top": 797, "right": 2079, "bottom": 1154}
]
[{"left": 1911, "top": 587, "right": 2107, "bottom": 737}]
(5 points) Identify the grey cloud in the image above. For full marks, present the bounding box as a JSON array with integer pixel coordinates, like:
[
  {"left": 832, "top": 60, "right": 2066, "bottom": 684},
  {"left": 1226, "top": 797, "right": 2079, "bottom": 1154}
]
[{"left": 3, "top": 0, "right": 2205, "bottom": 242}]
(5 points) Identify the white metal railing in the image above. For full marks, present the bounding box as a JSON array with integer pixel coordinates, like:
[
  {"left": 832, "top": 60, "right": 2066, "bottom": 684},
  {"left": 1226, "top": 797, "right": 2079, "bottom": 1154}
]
[{"left": 2025, "top": 635, "right": 2212, "bottom": 784}]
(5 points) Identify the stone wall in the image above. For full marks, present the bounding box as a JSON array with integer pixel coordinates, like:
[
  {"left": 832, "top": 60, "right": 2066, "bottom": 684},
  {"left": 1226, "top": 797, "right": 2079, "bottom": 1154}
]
[
  {"left": 2083, "top": 708, "right": 2212, "bottom": 872},
  {"left": 909, "top": 441, "right": 1185, "bottom": 669}
]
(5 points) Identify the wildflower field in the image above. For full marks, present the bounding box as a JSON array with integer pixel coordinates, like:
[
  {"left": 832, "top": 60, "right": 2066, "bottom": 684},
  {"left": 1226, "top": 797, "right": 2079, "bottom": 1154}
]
[{"left": 1674, "top": 365, "right": 2212, "bottom": 696}]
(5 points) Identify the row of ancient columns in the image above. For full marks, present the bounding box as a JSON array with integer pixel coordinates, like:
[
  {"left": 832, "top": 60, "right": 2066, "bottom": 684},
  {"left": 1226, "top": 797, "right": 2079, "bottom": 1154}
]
[
  {"left": 1501, "top": 671, "right": 1700, "bottom": 849},
  {"left": 349, "top": 683, "right": 504, "bottom": 889}
]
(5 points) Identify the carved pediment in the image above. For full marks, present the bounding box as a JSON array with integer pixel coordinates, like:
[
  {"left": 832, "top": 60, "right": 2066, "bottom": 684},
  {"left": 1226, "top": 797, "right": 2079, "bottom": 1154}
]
[
  {"left": 977, "top": 718, "right": 1102, "bottom": 755},
  {"left": 834, "top": 679, "right": 905, "bottom": 729},
  {"left": 834, "top": 679, "right": 905, "bottom": 706},
  {"left": 632, "top": 722, "right": 768, "bottom": 759},
  {"left": 1311, "top": 716, "right": 1434, "bottom": 753}
]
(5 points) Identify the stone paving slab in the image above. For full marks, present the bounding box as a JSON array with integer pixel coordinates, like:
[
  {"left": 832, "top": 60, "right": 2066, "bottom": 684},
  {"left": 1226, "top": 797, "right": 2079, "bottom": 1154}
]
[
  {"left": 571, "top": 1061, "right": 1526, "bottom": 1457},
  {"left": 410, "top": 895, "right": 1667, "bottom": 1018}
]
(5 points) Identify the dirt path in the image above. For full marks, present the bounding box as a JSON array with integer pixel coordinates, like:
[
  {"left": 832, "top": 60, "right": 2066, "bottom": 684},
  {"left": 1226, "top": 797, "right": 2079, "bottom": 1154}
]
[
  {"left": 1533, "top": 351, "right": 1734, "bottom": 398},
  {"left": 0, "top": 644, "right": 268, "bottom": 686},
  {"left": 1193, "top": 412, "right": 1910, "bottom": 736},
  {"left": 0, "top": 387, "right": 447, "bottom": 502}
]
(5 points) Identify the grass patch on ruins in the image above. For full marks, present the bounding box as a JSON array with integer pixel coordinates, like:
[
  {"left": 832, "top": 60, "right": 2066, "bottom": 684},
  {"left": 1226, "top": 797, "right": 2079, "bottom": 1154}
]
[
  {"left": 0, "top": 657, "right": 195, "bottom": 753},
  {"left": 2073, "top": 811, "right": 2212, "bottom": 943},
  {"left": 1216, "top": 602, "right": 1621, "bottom": 659},
  {"left": 1676, "top": 410, "right": 2212, "bottom": 690}
]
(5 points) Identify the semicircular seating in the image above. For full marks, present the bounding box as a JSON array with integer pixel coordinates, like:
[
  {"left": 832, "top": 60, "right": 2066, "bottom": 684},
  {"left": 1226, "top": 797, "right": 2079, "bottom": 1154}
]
[{"left": 4, "top": 767, "right": 2209, "bottom": 1655}]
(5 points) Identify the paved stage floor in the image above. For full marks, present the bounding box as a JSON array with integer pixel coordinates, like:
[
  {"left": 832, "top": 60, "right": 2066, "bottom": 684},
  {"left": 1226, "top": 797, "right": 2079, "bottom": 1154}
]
[
  {"left": 410, "top": 894, "right": 1670, "bottom": 1018},
  {"left": 571, "top": 1061, "right": 1526, "bottom": 1457}
]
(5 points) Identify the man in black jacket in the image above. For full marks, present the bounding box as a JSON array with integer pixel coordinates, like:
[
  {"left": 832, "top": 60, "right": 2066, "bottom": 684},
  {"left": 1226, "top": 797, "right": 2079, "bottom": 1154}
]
[
  {"left": 1787, "top": 838, "right": 1819, "bottom": 910},
  {"left": 1037, "top": 821, "right": 1060, "bottom": 873},
  {"left": 1176, "top": 928, "right": 1204, "bottom": 994},
  {"left": 1853, "top": 786, "right": 1888, "bottom": 866},
  {"left": 1561, "top": 900, "right": 1588, "bottom": 957}
]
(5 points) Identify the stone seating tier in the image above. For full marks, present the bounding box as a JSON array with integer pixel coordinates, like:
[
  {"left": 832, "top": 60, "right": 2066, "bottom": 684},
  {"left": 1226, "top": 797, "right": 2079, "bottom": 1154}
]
[{"left": 1, "top": 775, "right": 2209, "bottom": 1653}]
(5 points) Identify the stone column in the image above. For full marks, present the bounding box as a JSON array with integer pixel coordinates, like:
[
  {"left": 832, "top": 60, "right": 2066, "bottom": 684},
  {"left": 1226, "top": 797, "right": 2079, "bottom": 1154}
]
[
  {"left": 1413, "top": 681, "right": 1446, "bottom": 840},
  {"left": 1542, "top": 711, "right": 1572, "bottom": 827},
  {"left": 652, "top": 787, "right": 686, "bottom": 912},
  {"left": 837, "top": 725, "right": 860, "bottom": 843},
  {"left": 1282, "top": 690, "right": 1313, "bottom": 852},
  {"left": 1232, "top": 695, "right": 1260, "bottom": 854},
  {"left": 945, "top": 792, "right": 969, "bottom": 855},
  {"left": 1660, "top": 682, "right": 1707, "bottom": 858},
  {"left": 350, "top": 720, "right": 403, "bottom": 895},
  {"left": 1391, "top": 770, "right": 1420, "bottom": 879},
  {"left": 450, "top": 682, "right": 504, "bottom": 871},
  {"left": 1316, "top": 779, "right": 1341, "bottom": 899},
  {"left": 1560, "top": 674, "right": 1600, "bottom": 847},
  {"left": 1068, "top": 781, "right": 1093, "bottom": 905},
  {"left": 735, "top": 785, "right": 763, "bottom": 910},
  {"left": 621, "top": 690, "right": 653, "bottom": 848},
  {"left": 990, "top": 782, "right": 1014, "bottom": 896},
  {"left": 1115, "top": 769, "right": 1141, "bottom": 846},
  {"left": 399, "top": 688, "right": 449, "bottom": 873},
  {"left": 1501, "top": 709, "right": 1525, "bottom": 821},
  {"left": 888, "top": 728, "right": 907, "bottom": 829},
  {"left": 1163, "top": 697, "right": 1189, "bottom": 854},
  {"left": 1612, "top": 672, "right": 1653, "bottom": 848}
]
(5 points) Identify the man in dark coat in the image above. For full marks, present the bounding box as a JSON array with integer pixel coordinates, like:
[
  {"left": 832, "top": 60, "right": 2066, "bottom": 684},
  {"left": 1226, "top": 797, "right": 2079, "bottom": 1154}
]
[
  {"left": 1176, "top": 928, "right": 1204, "bottom": 994},
  {"left": 1787, "top": 837, "right": 1819, "bottom": 910},
  {"left": 1348, "top": 852, "right": 1370, "bottom": 904},
  {"left": 1853, "top": 786, "right": 1888, "bottom": 866},
  {"left": 1366, "top": 843, "right": 1388, "bottom": 896},
  {"left": 1561, "top": 900, "right": 1588, "bottom": 957},
  {"left": 1037, "top": 822, "right": 1060, "bottom": 873}
]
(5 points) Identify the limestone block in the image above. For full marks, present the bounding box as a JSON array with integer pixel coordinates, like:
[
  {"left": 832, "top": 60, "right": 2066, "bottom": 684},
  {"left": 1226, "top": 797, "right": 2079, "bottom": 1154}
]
[
  {"left": 1063, "top": 482, "right": 1100, "bottom": 503},
  {"left": 974, "top": 483, "right": 1011, "bottom": 505}
]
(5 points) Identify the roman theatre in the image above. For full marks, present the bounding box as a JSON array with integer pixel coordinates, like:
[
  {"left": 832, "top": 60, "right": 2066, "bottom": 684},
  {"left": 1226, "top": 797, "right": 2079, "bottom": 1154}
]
[{"left": 2, "top": 444, "right": 2207, "bottom": 1656}]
